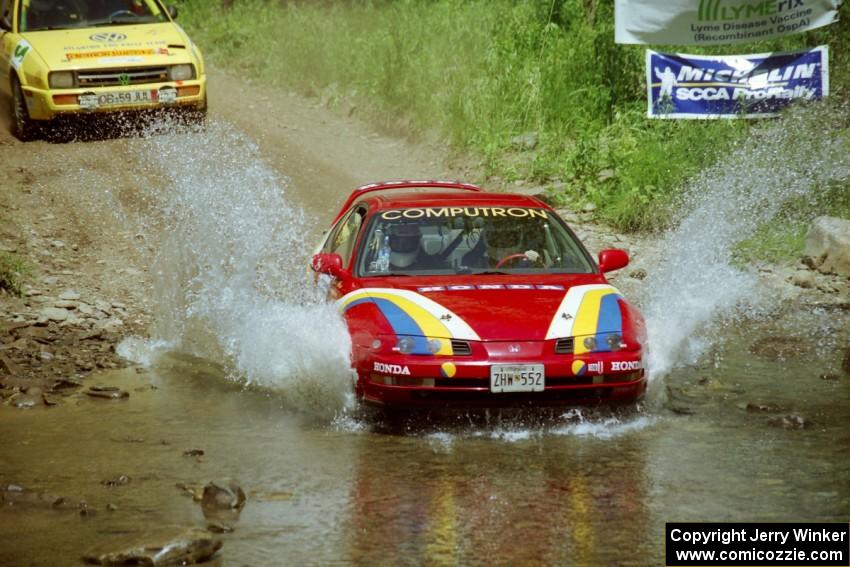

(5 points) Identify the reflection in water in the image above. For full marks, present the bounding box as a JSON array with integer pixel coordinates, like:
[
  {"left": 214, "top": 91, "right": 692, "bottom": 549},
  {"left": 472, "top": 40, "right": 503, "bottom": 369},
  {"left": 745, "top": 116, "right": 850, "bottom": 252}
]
[{"left": 344, "top": 426, "right": 653, "bottom": 566}]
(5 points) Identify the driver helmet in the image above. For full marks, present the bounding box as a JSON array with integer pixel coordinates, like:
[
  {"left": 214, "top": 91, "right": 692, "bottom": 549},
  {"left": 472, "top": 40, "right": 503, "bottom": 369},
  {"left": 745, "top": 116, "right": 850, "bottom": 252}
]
[
  {"left": 485, "top": 220, "right": 522, "bottom": 258},
  {"left": 388, "top": 223, "right": 421, "bottom": 268}
]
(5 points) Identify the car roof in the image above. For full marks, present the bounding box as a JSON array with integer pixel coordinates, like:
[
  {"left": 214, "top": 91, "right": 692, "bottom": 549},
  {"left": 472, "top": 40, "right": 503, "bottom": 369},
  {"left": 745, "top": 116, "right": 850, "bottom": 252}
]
[{"left": 371, "top": 190, "right": 549, "bottom": 209}]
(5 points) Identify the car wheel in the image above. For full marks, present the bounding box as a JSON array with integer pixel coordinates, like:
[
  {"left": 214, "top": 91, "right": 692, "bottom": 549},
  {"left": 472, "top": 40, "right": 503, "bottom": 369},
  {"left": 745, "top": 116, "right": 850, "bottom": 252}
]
[{"left": 10, "top": 77, "right": 38, "bottom": 142}]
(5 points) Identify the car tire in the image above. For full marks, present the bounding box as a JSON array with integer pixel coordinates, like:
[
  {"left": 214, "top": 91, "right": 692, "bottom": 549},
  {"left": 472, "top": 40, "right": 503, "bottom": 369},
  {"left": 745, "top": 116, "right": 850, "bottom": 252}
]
[{"left": 10, "top": 76, "right": 38, "bottom": 142}]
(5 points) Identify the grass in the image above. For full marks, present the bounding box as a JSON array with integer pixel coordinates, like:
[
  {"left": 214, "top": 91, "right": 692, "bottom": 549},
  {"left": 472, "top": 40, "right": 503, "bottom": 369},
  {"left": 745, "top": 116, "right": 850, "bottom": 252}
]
[
  {"left": 178, "top": 0, "right": 850, "bottom": 253},
  {"left": 0, "top": 252, "right": 27, "bottom": 297}
]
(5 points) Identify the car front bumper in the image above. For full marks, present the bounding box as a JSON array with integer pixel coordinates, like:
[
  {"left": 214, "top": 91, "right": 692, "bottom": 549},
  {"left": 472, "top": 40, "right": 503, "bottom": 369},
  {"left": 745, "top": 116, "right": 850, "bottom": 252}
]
[
  {"left": 354, "top": 346, "right": 647, "bottom": 409},
  {"left": 21, "top": 78, "right": 206, "bottom": 121}
]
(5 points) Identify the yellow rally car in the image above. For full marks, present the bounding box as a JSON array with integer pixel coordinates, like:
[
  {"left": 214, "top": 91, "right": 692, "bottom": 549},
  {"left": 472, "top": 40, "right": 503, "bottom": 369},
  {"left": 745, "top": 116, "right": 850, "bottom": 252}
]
[{"left": 0, "top": 0, "right": 206, "bottom": 140}]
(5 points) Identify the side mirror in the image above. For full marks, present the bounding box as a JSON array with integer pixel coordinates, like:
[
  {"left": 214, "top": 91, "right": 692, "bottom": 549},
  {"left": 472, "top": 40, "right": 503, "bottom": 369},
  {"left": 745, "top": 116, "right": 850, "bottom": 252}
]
[
  {"left": 311, "top": 253, "right": 344, "bottom": 277},
  {"left": 0, "top": 14, "right": 12, "bottom": 31},
  {"left": 167, "top": 5, "right": 178, "bottom": 19},
  {"left": 598, "top": 249, "right": 629, "bottom": 273}
]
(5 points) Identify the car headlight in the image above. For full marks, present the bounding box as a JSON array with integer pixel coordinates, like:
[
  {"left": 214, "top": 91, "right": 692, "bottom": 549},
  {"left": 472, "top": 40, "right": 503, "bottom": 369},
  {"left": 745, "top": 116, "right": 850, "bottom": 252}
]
[
  {"left": 583, "top": 336, "right": 597, "bottom": 351},
  {"left": 49, "top": 71, "right": 75, "bottom": 89},
  {"left": 169, "top": 64, "right": 194, "bottom": 81},
  {"left": 426, "top": 338, "right": 443, "bottom": 354},
  {"left": 396, "top": 337, "right": 415, "bottom": 354},
  {"left": 604, "top": 333, "right": 622, "bottom": 351}
]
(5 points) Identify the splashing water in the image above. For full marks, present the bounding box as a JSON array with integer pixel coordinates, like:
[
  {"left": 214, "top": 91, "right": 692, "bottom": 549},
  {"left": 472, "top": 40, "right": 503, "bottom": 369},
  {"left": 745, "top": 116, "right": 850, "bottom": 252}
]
[
  {"left": 644, "top": 103, "right": 850, "bottom": 377},
  {"left": 118, "top": 121, "right": 354, "bottom": 415}
]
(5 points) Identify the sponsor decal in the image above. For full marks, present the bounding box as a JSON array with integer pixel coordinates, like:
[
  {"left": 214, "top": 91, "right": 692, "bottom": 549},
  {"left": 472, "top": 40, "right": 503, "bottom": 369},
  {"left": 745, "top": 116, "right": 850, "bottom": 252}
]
[
  {"left": 647, "top": 46, "right": 828, "bottom": 119},
  {"left": 417, "top": 284, "right": 564, "bottom": 292},
  {"left": 381, "top": 207, "right": 549, "bottom": 220},
  {"left": 572, "top": 360, "right": 603, "bottom": 376},
  {"left": 440, "top": 362, "right": 457, "bottom": 378},
  {"left": 11, "top": 40, "right": 31, "bottom": 70},
  {"left": 616, "top": 0, "right": 840, "bottom": 45},
  {"left": 118, "top": 73, "right": 131, "bottom": 86},
  {"left": 373, "top": 361, "right": 411, "bottom": 376},
  {"left": 66, "top": 49, "right": 155, "bottom": 60},
  {"left": 90, "top": 32, "right": 128, "bottom": 43},
  {"left": 610, "top": 360, "right": 642, "bottom": 372},
  {"left": 338, "top": 288, "right": 481, "bottom": 355},
  {"left": 545, "top": 285, "right": 624, "bottom": 354}
]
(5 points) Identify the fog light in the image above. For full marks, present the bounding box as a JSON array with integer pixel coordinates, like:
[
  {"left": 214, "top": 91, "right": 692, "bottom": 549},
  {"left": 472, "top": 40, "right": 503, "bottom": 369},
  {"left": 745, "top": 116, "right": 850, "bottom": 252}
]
[
  {"left": 169, "top": 64, "right": 194, "bottom": 81},
  {"left": 371, "top": 339, "right": 382, "bottom": 350},
  {"left": 583, "top": 336, "right": 597, "bottom": 351},
  {"left": 396, "top": 337, "right": 415, "bottom": 354},
  {"left": 49, "top": 71, "right": 75, "bottom": 89},
  {"left": 605, "top": 333, "right": 622, "bottom": 351},
  {"left": 427, "top": 339, "right": 442, "bottom": 354}
]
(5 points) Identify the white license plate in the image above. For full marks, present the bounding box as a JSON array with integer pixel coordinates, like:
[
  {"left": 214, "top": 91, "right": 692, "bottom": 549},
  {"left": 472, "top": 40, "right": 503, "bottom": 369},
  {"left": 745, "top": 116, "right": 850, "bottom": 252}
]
[
  {"left": 95, "top": 90, "right": 157, "bottom": 106},
  {"left": 490, "top": 364, "right": 545, "bottom": 393}
]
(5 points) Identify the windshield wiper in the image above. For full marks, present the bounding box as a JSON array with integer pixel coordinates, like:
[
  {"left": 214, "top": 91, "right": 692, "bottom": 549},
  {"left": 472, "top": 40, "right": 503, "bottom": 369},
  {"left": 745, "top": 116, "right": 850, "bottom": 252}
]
[{"left": 470, "top": 270, "right": 510, "bottom": 275}]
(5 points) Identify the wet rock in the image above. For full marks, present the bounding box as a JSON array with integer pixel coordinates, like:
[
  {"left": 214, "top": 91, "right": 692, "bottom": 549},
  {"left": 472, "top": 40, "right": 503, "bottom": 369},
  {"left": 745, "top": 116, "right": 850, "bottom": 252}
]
[
  {"left": 768, "top": 414, "right": 811, "bottom": 429},
  {"left": 101, "top": 475, "right": 130, "bottom": 488},
  {"left": 201, "top": 481, "right": 246, "bottom": 512},
  {"left": 82, "top": 527, "right": 222, "bottom": 566},
  {"left": 819, "top": 373, "right": 840, "bottom": 381},
  {"left": 9, "top": 392, "right": 41, "bottom": 408},
  {"left": 183, "top": 449, "right": 205, "bottom": 457},
  {"left": 843, "top": 347, "right": 850, "bottom": 376},
  {"left": 106, "top": 503, "right": 118, "bottom": 512},
  {"left": 804, "top": 216, "right": 850, "bottom": 277},
  {"left": 40, "top": 307, "right": 69, "bottom": 322},
  {"left": 50, "top": 377, "right": 83, "bottom": 391},
  {"left": 749, "top": 336, "right": 813, "bottom": 360},
  {"left": 745, "top": 402, "right": 780, "bottom": 413},
  {"left": 85, "top": 386, "right": 130, "bottom": 400},
  {"left": 175, "top": 482, "right": 204, "bottom": 501},
  {"left": 206, "top": 521, "right": 234, "bottom": 534}
]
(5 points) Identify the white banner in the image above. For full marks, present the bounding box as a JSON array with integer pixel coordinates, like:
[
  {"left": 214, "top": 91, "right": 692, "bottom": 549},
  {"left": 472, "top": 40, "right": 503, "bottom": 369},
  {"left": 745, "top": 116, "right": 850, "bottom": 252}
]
[{"left": 616, "top": 0, "right": 842, "bottom": 45}]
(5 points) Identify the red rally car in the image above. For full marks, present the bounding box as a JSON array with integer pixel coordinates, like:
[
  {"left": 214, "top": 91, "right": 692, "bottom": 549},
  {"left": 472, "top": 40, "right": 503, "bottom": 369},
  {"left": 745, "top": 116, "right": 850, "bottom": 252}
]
[{"left": 311, "top": 180, "right": 647, "bottom": 408}]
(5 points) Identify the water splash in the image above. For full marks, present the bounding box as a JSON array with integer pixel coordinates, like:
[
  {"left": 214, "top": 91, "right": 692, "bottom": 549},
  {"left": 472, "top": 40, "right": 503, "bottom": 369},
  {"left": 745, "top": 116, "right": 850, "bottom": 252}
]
[
  {"left": 118, "top": 120, "right": 354, "bottom": 416},
  {"left": 644, "top": 103, "right": 850, "bottom": 377}
]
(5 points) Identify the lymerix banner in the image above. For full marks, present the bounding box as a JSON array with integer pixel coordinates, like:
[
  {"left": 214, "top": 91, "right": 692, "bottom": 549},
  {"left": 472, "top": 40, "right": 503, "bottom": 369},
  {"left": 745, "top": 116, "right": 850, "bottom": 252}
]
[
  {"left": 646, "top": 46, "right": 828, "bottom": 119},
  {"left": 616, "top": 0, "right": 841, "bottom": 45}
]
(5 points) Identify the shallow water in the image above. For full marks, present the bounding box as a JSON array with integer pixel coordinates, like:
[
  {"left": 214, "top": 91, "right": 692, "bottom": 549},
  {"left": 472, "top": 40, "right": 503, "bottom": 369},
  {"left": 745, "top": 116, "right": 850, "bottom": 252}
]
[{"left": 1, "top": 304, "right": 848, "bottom": 566}]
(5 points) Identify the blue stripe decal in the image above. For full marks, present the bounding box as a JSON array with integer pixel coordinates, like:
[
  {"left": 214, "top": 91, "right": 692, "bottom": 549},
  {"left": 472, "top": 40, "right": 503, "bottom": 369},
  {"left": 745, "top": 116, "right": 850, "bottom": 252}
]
[
  {"left": 593, "top": 294, "right": 623, "bottom": 353},
  {"left": 371, "top": 298, "right": 430, "bottom": 354}
]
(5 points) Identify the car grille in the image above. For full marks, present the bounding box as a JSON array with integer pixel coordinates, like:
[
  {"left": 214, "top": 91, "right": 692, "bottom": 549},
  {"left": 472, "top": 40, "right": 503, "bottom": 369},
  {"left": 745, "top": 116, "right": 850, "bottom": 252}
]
[
  {"left": 77, "top": 67, "right": 169, "bottom": 87},
  {"left": 554, "top": 337, "right": 574, "bottom": 354},
  {"left": 450, "top": 339, "right": 472, "bottom": 356}
]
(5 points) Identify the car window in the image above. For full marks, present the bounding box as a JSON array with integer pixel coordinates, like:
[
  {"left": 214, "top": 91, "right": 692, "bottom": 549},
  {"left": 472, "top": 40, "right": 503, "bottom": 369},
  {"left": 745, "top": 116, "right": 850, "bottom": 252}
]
[
  {"left": 0, "top": 0, "right": 10, "bottom": 26},
  {"left": 356, "top": 206, "right": 594, "bottom": 276},
  {"left": 324, "top": 206, "right": 366, "bottom": 266},
  {"left": 20, "top": 0, "right": 166, "bottom": 32}
]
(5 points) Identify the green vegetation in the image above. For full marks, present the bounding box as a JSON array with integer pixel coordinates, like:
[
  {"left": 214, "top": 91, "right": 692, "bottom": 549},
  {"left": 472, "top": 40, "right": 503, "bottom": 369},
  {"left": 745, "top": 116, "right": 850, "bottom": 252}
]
[
  {"left": 180, "top": 0, "right": 850, "bottom": 240},
  {"left": 0, "top": 252, "right": 27, "bottom": 297}
]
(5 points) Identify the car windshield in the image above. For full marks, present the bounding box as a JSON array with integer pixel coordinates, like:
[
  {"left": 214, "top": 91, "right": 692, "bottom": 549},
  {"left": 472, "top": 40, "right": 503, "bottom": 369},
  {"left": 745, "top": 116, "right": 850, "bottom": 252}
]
[
  {"left": 20, "top": 0, "right": 166, "bottom": 31},
  {"left": 356, "top": 206, "right": 595, "bottom": 276}
]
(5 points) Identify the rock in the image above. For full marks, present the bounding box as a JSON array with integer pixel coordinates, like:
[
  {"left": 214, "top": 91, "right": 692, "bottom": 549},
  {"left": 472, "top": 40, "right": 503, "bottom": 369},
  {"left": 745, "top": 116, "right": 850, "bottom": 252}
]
[
  {"left": 842, "top": 346, "right": 850, "bottom": 376},
  {"left": 597, "top": 168, "right": 615, "bottom": 182},
  {"left": 201, "top": 481, "right": 246, "bottom": 512},
  {"left": 768, "top": 414, "right": 810, "bottom": 429},
  {"left": 0, "top": 354, "right": 21, "bottom": 375},
  {"left": 101, "top": 475, "right": 130, "bottom": 488},
  {"left": 59, "top": 290, "right": 81, "bottom": 301},
  {"left": 745, "top": 402, "right": 780, "bottom": 412},
  {"left": 85, "top": 386, "right": 129, "bottom": 400},
  {"left": 82, "top": 527, "right": 221, "bottom": 566},
  {"left": 819, "top": 373, "right": 840, "bottom": 381},
  {"left": 9, "top": 392, "right": 41, "bottom": 408},
  {"left": 805, "top": 216, "right": 850, "bottom": 277},
  {"left": 41, "top": 307, "right": 69, "bottom": 322},
  {"left": 789, "top": 270, "right": 815, "bottom": 289},
  {"left": 582, "top": 202, "right": 597, "bottom": 213},
  {"left": 54, "top": 300, "right": 78, "bottom": 309},
  {"left": 629, "top": 268, "right": 647, "bottom": 280},
  {"left": 183, "top": 449, "right": 205, "bottom": 457},
  {"left": 206, "top": 522, "right": 233, "bottom": 534},
  {"left": 77, "top": 303, "right": 95, "bottom": 316},
  {"left": 510, "top": 131, "right": 538, "bottom": 150}
]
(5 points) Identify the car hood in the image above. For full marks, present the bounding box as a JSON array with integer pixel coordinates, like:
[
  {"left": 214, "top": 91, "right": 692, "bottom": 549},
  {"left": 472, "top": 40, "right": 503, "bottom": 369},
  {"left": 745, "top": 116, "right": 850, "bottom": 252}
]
[
  {"left": 338, "top": 279, "right": 625, "bottom": 342},
  {"left": 22, "top": 23, "right": 192, "bottom": 70}
]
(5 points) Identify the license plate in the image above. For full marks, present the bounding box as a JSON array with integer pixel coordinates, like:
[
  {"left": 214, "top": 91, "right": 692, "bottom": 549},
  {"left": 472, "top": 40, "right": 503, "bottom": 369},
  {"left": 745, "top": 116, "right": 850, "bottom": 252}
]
[
  {"left": 94, "top": 90, "right": 156, "bottom": 107},
  {"left": 490, "top": 364, "right": 544, "bottom": 393}
]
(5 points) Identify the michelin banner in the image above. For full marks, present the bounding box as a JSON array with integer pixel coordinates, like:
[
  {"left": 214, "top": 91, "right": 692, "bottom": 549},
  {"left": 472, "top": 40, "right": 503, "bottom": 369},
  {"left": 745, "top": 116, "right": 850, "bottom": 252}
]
[
  {"left": 646, "top": 46, "right": 828, "bottom": 119},
  {"left": 616, "top": 0, "right": 841, "bottom": 45}
]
